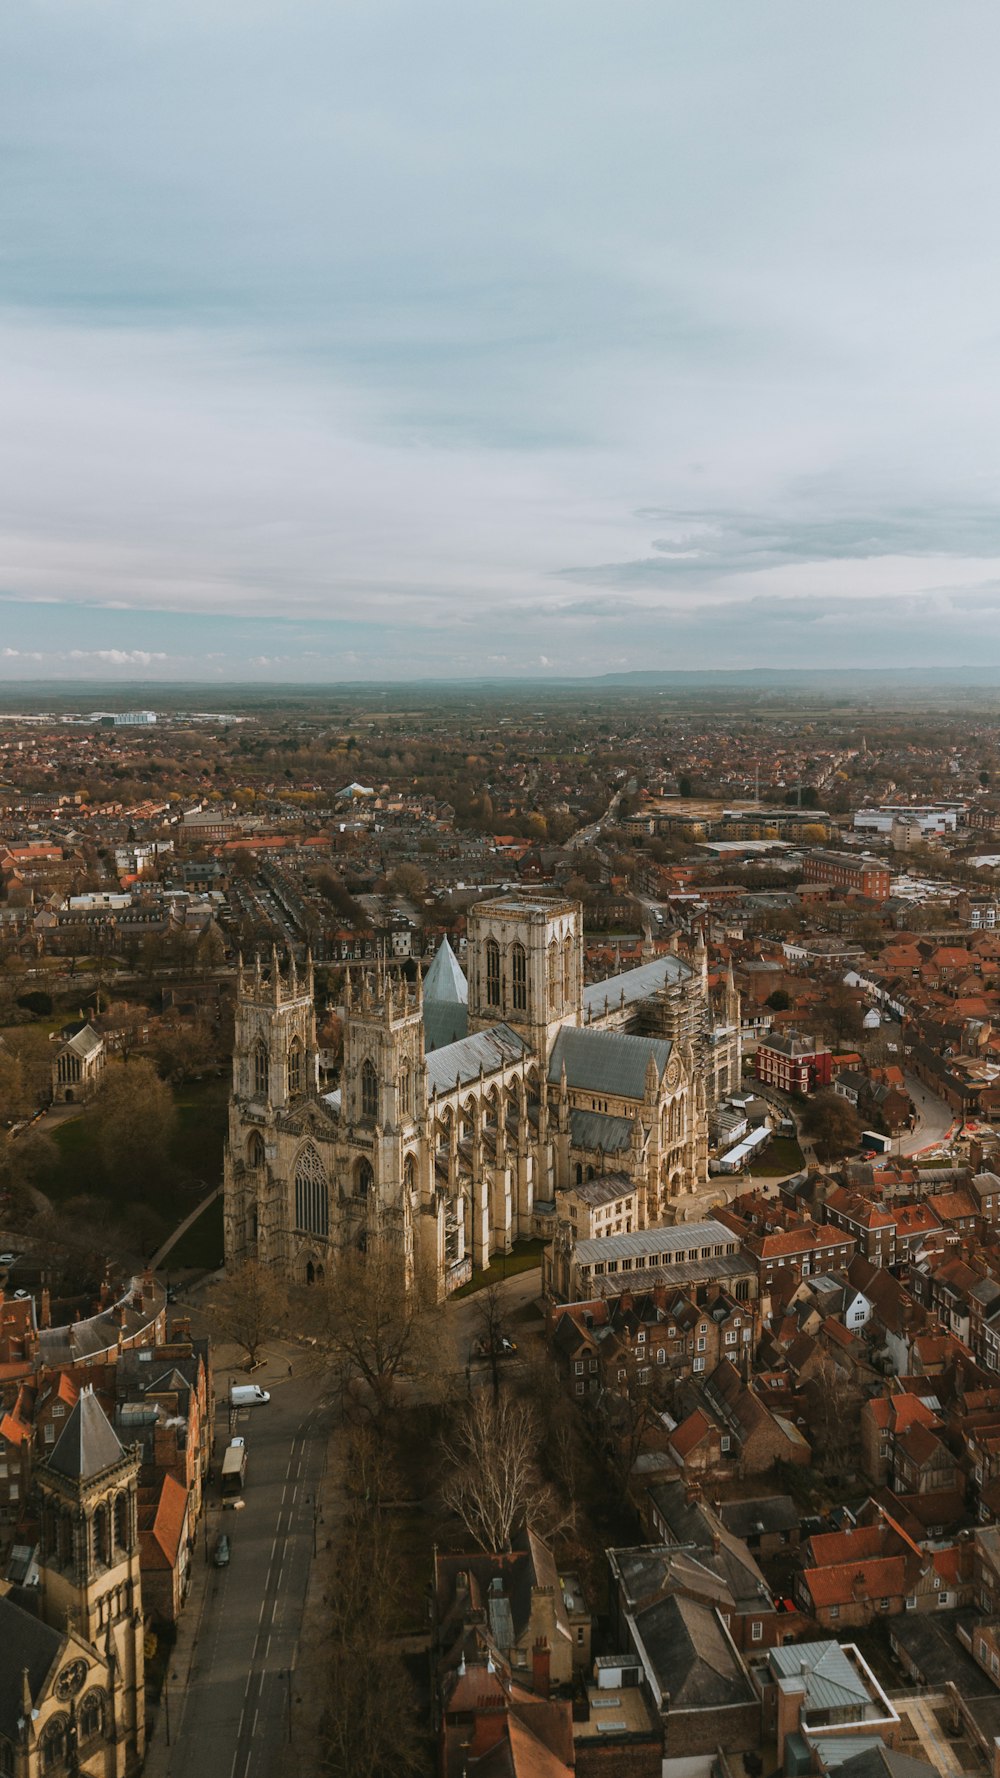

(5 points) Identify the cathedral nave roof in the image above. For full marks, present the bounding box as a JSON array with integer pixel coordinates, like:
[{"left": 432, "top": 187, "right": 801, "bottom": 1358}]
[
  {"left": 582, "top": 954, "right": 689, "bottom": 1020},
  {"left": 549, "top": 1028, "right": 671, "bottom": 1101},
  {"left": 568, "top": 1109, "right": 633, "bottom": 1153},
  {"left": 425, "top": 1023, "right": 529, "bottom": 1096}
]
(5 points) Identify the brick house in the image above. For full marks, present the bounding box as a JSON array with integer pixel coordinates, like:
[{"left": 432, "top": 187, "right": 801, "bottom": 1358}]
[
  {"left": 669, "top": 1358, "right": 811, "bottom": 1477},
  {"left": 756, "top": 1031, "right": 833, "bottom": 1095},
  {"left": 824, "top": 1187, "right": 897, "bottom": 1266},
  {"left": 137, "top": 1471, "right": 191, "bottom": 1624},
  {"left": 797, "top": 1510, "right": 970, "bottom": 1628},
  {"left": 606, "top": 1548, "right": 761, "bottom": 1757},
  {"left": 548, "top": 1287, "right": 758, "bottom": 1402}
]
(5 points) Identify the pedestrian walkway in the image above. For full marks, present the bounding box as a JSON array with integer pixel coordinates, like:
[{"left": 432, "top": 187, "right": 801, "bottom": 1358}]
[{"left": 143, "top": 1503, "right": 219, "bottom": 1778}]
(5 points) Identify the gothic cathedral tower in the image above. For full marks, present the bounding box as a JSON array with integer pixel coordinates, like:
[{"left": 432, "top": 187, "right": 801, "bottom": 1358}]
[
  {"left": 466, "top": 896, "right": 582, "bottom": 1062},
  {"left": 226, "top": 948, "right": 317, "bottom": 1266},
  {"left": 341, "top": 966, "right": 425, "bottom": 1261},
  {"left": 36, "top": 1387, "right": 145, "bottom": 1774}
]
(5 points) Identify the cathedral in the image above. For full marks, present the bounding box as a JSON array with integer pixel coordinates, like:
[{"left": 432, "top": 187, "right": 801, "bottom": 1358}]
[{"left": 223, "top": 895, "right": 741, "bottom": 1297}]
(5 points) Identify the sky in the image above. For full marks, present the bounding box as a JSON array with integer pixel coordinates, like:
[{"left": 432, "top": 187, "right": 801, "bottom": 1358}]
[{"left": 3, "top": 1, "right": 1000, "bottom": 682}]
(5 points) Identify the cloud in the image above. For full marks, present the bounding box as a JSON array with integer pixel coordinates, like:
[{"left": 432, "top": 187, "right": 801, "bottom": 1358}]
[
  {"left": 68, "top": 649, "right": 168, "bottom": 666},
  {"left": 2, "top": 2, "right": 1000, "bottom": 674},
  {"left": 558, "top": 503, "right": 1000, "bottom": 594}
]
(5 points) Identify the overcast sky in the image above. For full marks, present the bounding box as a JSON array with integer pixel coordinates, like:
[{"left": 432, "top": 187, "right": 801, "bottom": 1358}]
[{"left": 3, "top": 1, "right": 1000, "bottom": 681}]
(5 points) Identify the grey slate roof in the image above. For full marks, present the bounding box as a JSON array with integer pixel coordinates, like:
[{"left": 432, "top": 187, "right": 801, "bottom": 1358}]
[
  {"left": 549, "top": 1027, "right": 671, "bottom": 1100},
  {"left": 569, "top": 1108, "right": 633, "bottom": 1152},
  {"left": 583, "top": 954, "right": 689, "bottom": 1019},
  {"left": 425, "top": 1023, "right": 528, "bottom": 1096},
  {"left": 58, "top": 1023, "right": 104, "bottom": 1061},
  {"left": 423, "top": 937, "right": 468, "bottom": 1005},
  {"left": 836, "top": 1748, "right": 939, "bottom": 1778},
  {"left": 38, "top": 1276, "right": 164, "bottom": 1365},
  {"left": 0, "top": 1595, "right": 63, "bottom": 1741},
  {"left": 769, "top": 1640, "right": 871, "bottom": 1713},
  {"left": 719, "top": 1495, "right": 799, "bottom": 1541},
  {"left": 47, "top": 1385, "right": 125, "bottom": 1481},
  {"left": 632, "top": 1590, "right": 754, "bottom": 1710},
  {"left": 569, "top": 1219, "right": 738, "bottom": 1268}
]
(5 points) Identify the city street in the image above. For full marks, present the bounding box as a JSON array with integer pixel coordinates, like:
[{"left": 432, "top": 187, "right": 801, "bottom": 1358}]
[
  {"left": 156, "top": 1372, "right": 332, "bottom": 1778},
  {"left": 898, "top": 1071, "right": 958, "bottom": 1157}
]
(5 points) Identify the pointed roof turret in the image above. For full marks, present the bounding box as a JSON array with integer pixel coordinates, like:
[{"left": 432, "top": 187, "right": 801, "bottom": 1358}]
[
  {"left": 423, "top": 937, "right": 468, "bottom": 1006},
  {"left": 47, "top": 1385, "right": 125, "bottom": 1482}
]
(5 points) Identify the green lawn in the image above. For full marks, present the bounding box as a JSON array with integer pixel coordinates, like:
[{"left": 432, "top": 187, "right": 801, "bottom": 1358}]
[
  {"left": 452, "top": 1236, "right": 546, "bottom": 1298},
  {"left": 165, "top": 1193, "right": 225, "bottom": 1271},
  {"left": 44, "top": 1076, "right": 228, "bottom": 1221},
  {"left": 749, "top": 1134, "right": 805, "bottom": 1177}
]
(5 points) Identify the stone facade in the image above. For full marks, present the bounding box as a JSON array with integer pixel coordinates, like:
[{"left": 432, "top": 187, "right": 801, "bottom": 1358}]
[{"left": 224, "top": 896, "right": 739, "bottom": 1298}]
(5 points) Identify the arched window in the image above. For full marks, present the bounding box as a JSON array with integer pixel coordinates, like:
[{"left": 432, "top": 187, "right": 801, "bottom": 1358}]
[
  {"left": 95, "top": 1502, "right": 111, "bottom": 1567},
  {"left": 547, "top": 940, "right": 560, "bottom": 1013},
  {"left": 79, "top": 1691, "right": 105, "bottom": 1742},
  {"left": 511, "top": 942, "right": 527, "bottom": 1013},
  {"left": 113, "top": 1492, "right": 129, "bottom": 1551},
  {"left": 485, "top": 938, "right": 500, "bottom": 1007},
  {"left": 0, "top": 1736, "right": 14, "bottom": 1776},
  {"left": 404, "top": 1154, "right": 417, "bottom": 1199},
  {"left": 562, "top": 935, "right": 575, "bottom": 1005},
  {"left": 294, "top": 1144, "right": 329, "bottom": 1239},
  {"left": 247, "top": 1131, "right": 265, "bottom": 1171},
  {"left": 252, "top": 1038, "right": 269, "bottom": 1101},
  {"left": 287, "top": 1038, "right": 303, "bottom": 1098},
  {"left": 399, "top": 1062, "right": 411, "bottom": 1120},
  {"left": 41, "top": 1717, "right": 68, "bottom": 1771},
  {"left": 361, "top": 1058, "right": 379, "bottom": 1122},
  {"left": 356, "top": 1159, "right": 374, "bottom": 1199}
]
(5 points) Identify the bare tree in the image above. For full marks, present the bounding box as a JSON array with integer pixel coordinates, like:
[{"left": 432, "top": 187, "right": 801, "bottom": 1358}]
[
  {"left": 296, "top": 1233, "right": 440, "bottom": 1418},
  {"left": 441, "top": 1390, "right": 541, "bottom": 1553},
  {"left": 474, "top": 1279, "right": 510, "bottom": 1399},
  {"left": 213, "top": 1259, "right": 285, "bottom": 1369},
  {"left": 805, "top": 1353, "right": 862, "bottom": 1476},
  {"left": 321, "top": 1453, "right": 423, "bottom": 1778}
]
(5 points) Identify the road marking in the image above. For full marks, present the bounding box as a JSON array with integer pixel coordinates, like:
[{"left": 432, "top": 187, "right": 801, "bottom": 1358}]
[{"left": 258, "top": 1600, "right": 266, "bottom": 1623}]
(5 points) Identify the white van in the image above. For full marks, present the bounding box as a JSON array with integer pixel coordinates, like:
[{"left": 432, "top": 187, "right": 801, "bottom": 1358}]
[{"left": 230, "top": 1384, "right": 270, "bottom": 1406}]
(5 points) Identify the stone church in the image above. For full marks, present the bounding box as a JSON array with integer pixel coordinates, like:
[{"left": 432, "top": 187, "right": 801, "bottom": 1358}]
[
  {"left": 0, "top": 1387, "right": 145, "bottom": 1777},
  {"left": 224, "top": 895, "right": 740, "bottom": 1297}
]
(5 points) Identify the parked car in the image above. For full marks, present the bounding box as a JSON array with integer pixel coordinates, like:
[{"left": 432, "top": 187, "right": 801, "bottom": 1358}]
[{"left": 213, "top": 1534, "right": 231, "bottom": 1567}]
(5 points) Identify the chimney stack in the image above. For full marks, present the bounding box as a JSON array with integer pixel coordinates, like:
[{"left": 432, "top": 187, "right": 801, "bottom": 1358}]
[{"left": 532, "top": 1638, "right": 551, "bottom": 1699}]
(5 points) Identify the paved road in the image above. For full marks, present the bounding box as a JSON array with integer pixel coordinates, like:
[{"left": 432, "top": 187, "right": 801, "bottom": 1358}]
[
  {"left": 163, "top": 1380, "right": 332, "bottom": 1778},
  {"left": 898, "top": 1071, "right": 957, "bottom": 1157}
]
